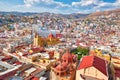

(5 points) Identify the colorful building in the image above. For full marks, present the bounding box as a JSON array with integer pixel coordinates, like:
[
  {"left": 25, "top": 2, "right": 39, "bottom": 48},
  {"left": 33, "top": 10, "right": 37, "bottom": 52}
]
[
  {"left": 50, "top": 49, "right": 77, "bottom": 80},
  {"left": 89, "top": 49, "right": 111, "bottom": 62},
  {"left": 33, "top": 33, "right": 39, "bottom": 47},
  {"left": 76, "top": 56, "right": 108, "bottom": 80}
]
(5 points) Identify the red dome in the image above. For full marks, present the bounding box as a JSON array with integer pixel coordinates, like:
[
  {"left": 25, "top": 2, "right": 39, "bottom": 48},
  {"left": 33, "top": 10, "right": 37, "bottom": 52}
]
[
  {"left": 61, "top": 50, "right": 73, "bottom": 63},
  {"left": 48, "top": 33, "right": 54, "bottom": 38}
]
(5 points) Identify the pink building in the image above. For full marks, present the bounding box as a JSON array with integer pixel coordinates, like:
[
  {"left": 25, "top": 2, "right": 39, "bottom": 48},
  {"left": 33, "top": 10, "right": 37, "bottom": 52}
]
[{"left": 51, "top": 49, "right": 78, "bottom": 80}]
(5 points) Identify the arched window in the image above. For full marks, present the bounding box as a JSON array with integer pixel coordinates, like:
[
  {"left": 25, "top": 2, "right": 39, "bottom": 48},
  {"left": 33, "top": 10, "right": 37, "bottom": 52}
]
[
  {"left": 64, "top": 60, "right": 66, "bottom": 62},
  {"left": 57, "top": 73, "right": 59, "bottom": 75},
  {"left": 43, "top": 60, "right": 45, "bottom": 63}
]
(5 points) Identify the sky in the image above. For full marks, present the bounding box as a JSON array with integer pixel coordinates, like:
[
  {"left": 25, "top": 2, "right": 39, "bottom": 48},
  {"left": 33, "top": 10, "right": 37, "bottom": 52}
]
[{"left": 0, "top": 0, "right": 120, "bottom": 14}]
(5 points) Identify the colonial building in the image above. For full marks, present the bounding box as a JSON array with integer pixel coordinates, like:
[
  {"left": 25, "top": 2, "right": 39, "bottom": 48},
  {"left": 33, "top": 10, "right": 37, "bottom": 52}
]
[
  {"left": 33, "top": 33, "right": 39, "bottom": 47},
  {"left": 76, "top": 56, "right": 108, "bottom": 80},
  {"left": 48, "top": 33, "right": 54, "bottom": 41},
  {"left": 50, "top": 49, "right": 77, "bottom": 80}
]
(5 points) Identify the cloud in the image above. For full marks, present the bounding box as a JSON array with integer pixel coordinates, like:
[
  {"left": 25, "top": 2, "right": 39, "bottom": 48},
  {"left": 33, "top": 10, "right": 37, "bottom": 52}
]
[
  {"left": 72, "top": 0, "right": 120, "bottom": 13},
  {"left": 21, "top": 0, "right": 72, "bottom": 14},
  {"left": 0, "top": 0, "right": 120, "bottom": 14},
  {"left": 117, "top": 0, "right": 120, "bottom": 3},
  {"left": 115, "top": 0, "right": 120, "bottom": 6},
  {"left": 72, "top": 0, "right": 101, "bottom": 7},
  {"left": 23, "top": 0, "right": 69, "bottom": 8},
  {"left": 20, "top": 0, "right": 120, "bottom": 13}
]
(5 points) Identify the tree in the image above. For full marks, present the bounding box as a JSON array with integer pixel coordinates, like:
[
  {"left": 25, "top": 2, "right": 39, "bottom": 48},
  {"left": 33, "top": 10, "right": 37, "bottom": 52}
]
[{"left": 71, "top": 47, "right": 89, "bottom": 60}]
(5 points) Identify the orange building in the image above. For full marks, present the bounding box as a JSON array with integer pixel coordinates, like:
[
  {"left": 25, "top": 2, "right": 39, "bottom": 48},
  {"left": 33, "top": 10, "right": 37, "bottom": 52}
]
[
  {"left": 50, "top": 49, "right": 77, "bottom": 80},
  {"left": 33, "top": 33, "right": 59, "bottom": 47}
]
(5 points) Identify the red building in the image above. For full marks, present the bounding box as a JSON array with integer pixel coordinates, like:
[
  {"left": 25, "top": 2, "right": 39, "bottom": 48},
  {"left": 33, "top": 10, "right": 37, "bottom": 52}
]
[{"left": 76, "top": 56, "right": 108, "bottom": 80}]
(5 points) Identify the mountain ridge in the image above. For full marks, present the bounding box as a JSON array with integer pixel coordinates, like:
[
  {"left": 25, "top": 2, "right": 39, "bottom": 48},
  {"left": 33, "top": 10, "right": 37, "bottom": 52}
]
[
  {"left": 88, "top": 8, "right": 120, "bottom": 17},
  {"left": 0, "top": 11, "right": 89, "bottom": 19},
  {"left": 0, "top": 8, "right": 120, "bottom": 19}
]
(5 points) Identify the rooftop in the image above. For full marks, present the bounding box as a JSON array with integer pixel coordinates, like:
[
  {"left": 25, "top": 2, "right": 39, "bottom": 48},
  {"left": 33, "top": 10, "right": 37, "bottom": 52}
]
[{"left": 77, "top": 56, "right": 108, "bottom": 76}]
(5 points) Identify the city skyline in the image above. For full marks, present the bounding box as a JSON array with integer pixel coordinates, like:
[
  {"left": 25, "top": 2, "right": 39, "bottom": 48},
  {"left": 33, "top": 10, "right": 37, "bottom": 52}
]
[{"left": 0, "top": 0, "right": 120, "bottom": 14}]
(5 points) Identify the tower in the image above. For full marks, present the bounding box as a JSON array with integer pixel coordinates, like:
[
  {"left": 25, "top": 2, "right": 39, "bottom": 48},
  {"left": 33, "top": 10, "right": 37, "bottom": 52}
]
[
  {"left": 50, "top": 49, "right": 77, "bottom": 80},
  {"left": 33, "top": 33, "right": 39, "bottom": 47}
]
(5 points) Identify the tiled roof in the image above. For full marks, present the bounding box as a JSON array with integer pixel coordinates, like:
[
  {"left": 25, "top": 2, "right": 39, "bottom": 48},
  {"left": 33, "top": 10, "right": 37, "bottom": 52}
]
[
  {"left": 77, "top": 56, "right": 108, "bottom": 76},
  {"left": 115, "top": 67, "right": 120, "bottom": 77}
]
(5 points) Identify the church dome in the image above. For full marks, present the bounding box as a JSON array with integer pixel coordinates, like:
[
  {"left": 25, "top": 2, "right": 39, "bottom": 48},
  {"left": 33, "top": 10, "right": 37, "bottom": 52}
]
[
  {"left": 48, "top": 33, "right": 54, "bottom": 38},
  {"left": 56, "top": 64, "right": 65, "bottom": 71},
  {"left": 61, "top": 50, "right": 73, "bottom": 63}
]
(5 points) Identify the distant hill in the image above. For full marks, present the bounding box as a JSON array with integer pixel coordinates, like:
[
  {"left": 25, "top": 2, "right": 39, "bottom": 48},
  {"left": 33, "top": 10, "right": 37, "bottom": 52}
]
[
  {"left": 0, "top": 11, "right": 89, "bottom": 19},
  {"left": 88, "top": 8, "right": 120, "bottom": 17},
  {"left": 0, "top": 11, "right": 37, "bottom": 16},
  {"left": 33, "top": 12, "right": 89, "bottom": 19},
  {"left": 59, "top": 13, "right": 89, "bottom": 19},
  {"left": 2, "top": 8, "right": 120, "bottom": 19}
]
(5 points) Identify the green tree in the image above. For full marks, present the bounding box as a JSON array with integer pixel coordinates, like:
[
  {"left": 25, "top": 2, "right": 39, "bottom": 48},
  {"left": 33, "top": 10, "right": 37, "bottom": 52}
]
[{"left": 71, "top": 47, "right": 89, "bottom": 60}]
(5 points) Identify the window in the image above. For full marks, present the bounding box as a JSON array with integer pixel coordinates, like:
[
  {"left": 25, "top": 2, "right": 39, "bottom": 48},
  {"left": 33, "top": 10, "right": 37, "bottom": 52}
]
[
  {"left": 57, "top": 73, "right": 59, "bottom": 75},
  {"left": 64, "top": 60, "right": 66, "bottom": 62},
  {"left": 43, "top": 60, "right": 45, "bottom": 63}
]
